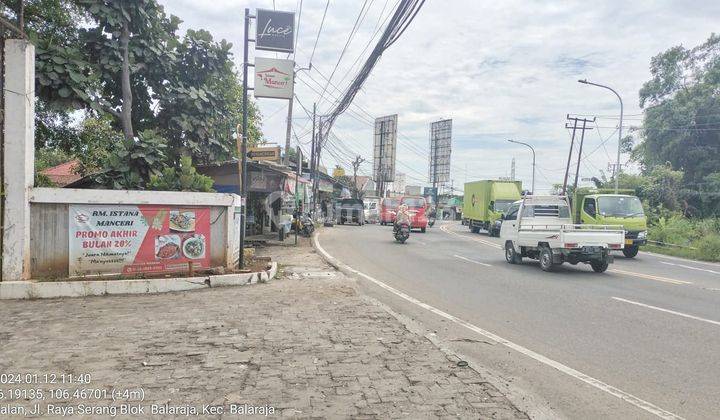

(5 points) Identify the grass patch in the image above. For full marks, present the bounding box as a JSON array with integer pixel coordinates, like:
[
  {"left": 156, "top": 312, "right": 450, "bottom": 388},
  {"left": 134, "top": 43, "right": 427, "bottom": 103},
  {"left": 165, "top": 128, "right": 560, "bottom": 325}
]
[{"left": 645, "top": 216, "right": 720, "bottom": 262}]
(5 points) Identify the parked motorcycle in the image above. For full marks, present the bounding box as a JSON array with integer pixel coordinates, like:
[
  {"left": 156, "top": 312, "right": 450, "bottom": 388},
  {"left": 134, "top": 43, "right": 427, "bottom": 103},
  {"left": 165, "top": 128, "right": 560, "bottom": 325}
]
[
  {"left": 293, "top": 213, "right": 315, "bottom": 237},
  {"left": 393, "top": 222, "right": 411, "bottom": 244}
]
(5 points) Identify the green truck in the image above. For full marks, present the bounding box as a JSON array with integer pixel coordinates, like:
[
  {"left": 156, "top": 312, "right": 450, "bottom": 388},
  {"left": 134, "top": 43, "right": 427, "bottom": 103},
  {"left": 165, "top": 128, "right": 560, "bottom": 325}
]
[
  {"left": 572, "top": 188, "right": 648, "bottom": 258},
  {"left": 462, "top": 180, "right": 522, "bottom": 236}
]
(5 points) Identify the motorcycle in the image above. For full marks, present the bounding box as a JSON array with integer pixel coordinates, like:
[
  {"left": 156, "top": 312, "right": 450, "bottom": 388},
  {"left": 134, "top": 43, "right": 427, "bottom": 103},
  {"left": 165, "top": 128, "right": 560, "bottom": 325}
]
[
  {"left": 393, "top": 221, "right": 411, "bottom": 244},
  {"left": 427, "top": 217, "right": 436, "bottom": 227},
  {"left": 293, "top": 213, "right": 315, "bottom": 237}
]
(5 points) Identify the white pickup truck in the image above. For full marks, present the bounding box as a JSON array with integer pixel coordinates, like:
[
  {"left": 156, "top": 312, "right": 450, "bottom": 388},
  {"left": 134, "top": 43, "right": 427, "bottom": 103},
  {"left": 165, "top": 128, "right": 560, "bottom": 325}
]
[{"left": 499, "top": 195, "right": 625, "bottom": 272}]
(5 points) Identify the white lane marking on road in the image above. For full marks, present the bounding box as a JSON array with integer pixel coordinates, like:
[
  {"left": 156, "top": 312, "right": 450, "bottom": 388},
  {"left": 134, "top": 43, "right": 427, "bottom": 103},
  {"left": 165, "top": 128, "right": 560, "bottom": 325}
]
[
  {"left": 453, "top": 254, "right": 492, "bottom": 267},
  {"left": 440, "top": 225, "right": 503, "bottom": 249},
  {"left": 612, "top": 297, "right": 720, "bottom": 327},
  {"left": 314, "top": 233, "right": 684, "bottom": 420},
  {"left": 441, "top": 225, "right": 692, "bottom": 285},
  {"left": 660, "top": 261, "right": 720, "bottom": 275},
  {"left": 644, "top": 251, "right": 720, "bottom": 268},
  {"left": 609, "top": 269, "right": 692, "bottom": 285}
]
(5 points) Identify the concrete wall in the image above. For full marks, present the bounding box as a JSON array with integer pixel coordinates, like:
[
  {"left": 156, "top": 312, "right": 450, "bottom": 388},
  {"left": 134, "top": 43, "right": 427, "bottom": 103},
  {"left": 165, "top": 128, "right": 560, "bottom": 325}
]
[{"left": 28, "top": 188, "right": 241, "bottom": 279}]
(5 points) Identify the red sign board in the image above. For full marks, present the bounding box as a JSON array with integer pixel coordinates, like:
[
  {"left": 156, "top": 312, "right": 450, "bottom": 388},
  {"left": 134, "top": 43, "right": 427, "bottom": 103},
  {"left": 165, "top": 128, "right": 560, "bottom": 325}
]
[{"left": 69, "top": 205, "right": 212, "bottom": 275}]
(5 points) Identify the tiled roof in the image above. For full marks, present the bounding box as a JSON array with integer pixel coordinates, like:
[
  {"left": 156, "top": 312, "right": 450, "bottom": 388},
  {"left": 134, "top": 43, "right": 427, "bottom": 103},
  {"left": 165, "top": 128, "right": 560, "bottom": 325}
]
[{"left": 40, "top": 160, "right": 82, "bottom": 186}]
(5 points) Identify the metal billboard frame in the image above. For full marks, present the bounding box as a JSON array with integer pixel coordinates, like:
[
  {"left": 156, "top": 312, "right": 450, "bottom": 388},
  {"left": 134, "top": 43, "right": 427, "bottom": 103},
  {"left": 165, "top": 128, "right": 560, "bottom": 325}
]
[
  {"left": 429, "top": 119, "right": 452, "bottom": 185},
  {"left": 373, "top": 115, "right": 398, "bottom": 184}
]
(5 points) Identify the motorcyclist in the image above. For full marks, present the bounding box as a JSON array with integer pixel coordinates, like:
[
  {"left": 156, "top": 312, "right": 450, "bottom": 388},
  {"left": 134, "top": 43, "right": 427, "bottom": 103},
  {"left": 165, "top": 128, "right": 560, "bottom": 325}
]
[{"left": 394, "top": 204, "right": 411, "bottom": 231}]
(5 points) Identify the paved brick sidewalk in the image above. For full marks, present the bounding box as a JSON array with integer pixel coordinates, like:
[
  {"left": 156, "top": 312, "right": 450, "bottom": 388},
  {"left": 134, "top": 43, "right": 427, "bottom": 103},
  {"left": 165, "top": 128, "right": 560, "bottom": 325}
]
[{"left": 0, "top": 237, "right": 527, "bottom": 419}]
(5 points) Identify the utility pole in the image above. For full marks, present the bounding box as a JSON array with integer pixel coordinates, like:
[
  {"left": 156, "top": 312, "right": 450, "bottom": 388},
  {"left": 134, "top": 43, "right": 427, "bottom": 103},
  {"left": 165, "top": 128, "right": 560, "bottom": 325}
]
[
  {"left": 284, "top": 98, "right": 294, "bottom": 166},
  {"left": 284, "top": 66, "right": 311, "bottom": 165},
  {"left": 510, "top": 158, "right": 516, "bottom": 181},
  {"left": 571, "top": 117, "right": 595, "bottom": 194},
  {"left": 564, "top": 115, "right": 594, "bottom": 195},
  {"left": 351, "top": 155, "right": 365, "bottom": 199},
  {"left": 294, "top": 147, "right": 301, "bottom": 245},
  {"left": 313, "top": 117, "right": 322, "bottom": 212},
  {"left": 562, "top": 115, "right": 579, "bottom": 195},
  {"left": 309, "top": 104, "right": 317, "bottom": 214}
]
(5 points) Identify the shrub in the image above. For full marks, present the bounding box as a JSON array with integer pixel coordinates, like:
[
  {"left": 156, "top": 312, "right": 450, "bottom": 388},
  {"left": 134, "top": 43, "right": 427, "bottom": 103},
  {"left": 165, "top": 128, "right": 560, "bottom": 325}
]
[
  {"left": 695, "top": 234, "right": 720, "bottom": 261},
  {"left": 649, "top": 216, "right": 694, "bottom": 246},
  {"left": 148, "top": 156, "right": 214, "bottom": 192}
]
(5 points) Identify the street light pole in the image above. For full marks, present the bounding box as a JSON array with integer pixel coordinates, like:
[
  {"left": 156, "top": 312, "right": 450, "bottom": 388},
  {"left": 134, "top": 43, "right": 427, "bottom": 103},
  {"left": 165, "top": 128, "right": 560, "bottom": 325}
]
[
  {"left": 507, "top": 140, "right": 535, "bottom": 195},
  {"left": 578, "top": 79, "right": 623, "bottom": 193}
]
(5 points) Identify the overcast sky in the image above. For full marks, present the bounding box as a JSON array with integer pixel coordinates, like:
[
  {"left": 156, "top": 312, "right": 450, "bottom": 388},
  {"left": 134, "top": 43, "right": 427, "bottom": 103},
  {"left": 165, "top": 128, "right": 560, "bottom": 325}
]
[{"left": 159, "top": 0, "right": 720, "bottom": 193}]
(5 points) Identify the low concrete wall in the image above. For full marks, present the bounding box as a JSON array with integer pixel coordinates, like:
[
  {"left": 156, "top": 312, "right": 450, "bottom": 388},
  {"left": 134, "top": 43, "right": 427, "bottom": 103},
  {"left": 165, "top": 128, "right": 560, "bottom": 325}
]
[
  {"left": 0, "top": 262, "right": 278, "bottom": 300},
  {"left": 26, "top": 188, "right": 241, "bottom": 280}
]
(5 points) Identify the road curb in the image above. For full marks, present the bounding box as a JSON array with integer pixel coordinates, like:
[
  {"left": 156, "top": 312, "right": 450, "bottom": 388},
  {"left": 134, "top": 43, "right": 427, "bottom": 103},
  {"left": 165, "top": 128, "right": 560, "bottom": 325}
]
[
  {"left": 0, "top": 262, "right": 278, "bottom": 300},
  {"left": 311, "top": 230, "right": 539, "bottom": 418}
]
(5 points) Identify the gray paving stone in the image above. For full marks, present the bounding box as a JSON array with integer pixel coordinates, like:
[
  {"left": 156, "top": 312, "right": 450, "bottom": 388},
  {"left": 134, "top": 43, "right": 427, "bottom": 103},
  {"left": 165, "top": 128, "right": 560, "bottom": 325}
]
[{"left": 0, "top": 237, "right": 527, "bottom": 419}]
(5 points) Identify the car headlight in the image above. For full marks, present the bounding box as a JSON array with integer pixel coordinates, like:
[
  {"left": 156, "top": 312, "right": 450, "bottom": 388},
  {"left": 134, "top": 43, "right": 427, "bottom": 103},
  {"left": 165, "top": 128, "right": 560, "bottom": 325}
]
[{"left": 637, "top": 230, "right": 647, "bottom": 239}]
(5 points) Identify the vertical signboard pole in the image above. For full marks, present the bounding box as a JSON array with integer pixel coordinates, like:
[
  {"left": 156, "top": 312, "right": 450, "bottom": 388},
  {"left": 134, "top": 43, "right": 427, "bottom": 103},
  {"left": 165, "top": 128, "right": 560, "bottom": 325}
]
[
  {"left": 239, "top": 8, "right": 253, "bottom": 270},
  {"left": 378, "top": 120, "right": 385, "bottom": 197},
  {"left": 430, "top": 122, "right": 436, "bottom": 215},
  {"left": 295, "top": 148, "right": 301, "bottom": 245}
]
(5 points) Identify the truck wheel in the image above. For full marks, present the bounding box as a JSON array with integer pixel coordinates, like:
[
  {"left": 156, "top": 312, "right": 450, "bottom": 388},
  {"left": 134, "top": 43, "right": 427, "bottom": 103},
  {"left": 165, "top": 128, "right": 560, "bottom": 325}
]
[
  {"left": 471, "top": 226, "right": 480, "bottom": 234},
  {"left": 622, "top": 245, "right": 639, "bottom": 258},
  {"left": 539, "top": 247, "right": 554, "bottom": 272},
  {"left": 590, "top": 258, "right": 609, "bottom": 273},
  {"left": 421, "top": 227, "right": 426, "bottom": 233},
  {"left": 505, "top": 241, "right": 522, "bottom": 264}
]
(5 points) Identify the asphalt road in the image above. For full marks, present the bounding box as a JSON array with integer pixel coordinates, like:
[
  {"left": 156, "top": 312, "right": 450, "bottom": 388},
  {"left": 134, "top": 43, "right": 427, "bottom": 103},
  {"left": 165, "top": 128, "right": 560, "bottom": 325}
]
[{"left": 317, "top": 221, "right": 720, "bottom": 419}]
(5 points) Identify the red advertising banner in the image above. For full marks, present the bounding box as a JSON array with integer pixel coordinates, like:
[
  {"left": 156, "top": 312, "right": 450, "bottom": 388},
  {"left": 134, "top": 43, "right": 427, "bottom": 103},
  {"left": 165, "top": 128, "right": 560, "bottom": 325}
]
[{"left": 69, "top": 205, "right": 211, "bottom": 275}]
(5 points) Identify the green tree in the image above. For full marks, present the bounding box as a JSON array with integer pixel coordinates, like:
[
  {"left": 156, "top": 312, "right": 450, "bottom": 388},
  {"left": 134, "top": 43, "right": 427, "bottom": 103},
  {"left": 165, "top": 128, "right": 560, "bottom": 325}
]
[
  {"left": 91, "top": 129, "right": 168, "bottom": 189},
  {"left": 8, "top": 0, "right": 264, "bottom": 190},
  {"left": 642, "top": 164, "right": 684, "bottom": 212},
  {"left": 155, "top": 29, "right": 263, "bottom": 164},
  {"left": 637, "top": 33, "right": 720, "bottom": 188}
]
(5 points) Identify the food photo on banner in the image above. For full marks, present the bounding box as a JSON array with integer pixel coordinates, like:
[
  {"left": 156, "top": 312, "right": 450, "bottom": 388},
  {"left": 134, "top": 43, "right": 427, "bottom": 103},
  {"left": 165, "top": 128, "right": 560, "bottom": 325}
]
[{"left": 69, "top": 205, "right": 211, "bottom": 276}]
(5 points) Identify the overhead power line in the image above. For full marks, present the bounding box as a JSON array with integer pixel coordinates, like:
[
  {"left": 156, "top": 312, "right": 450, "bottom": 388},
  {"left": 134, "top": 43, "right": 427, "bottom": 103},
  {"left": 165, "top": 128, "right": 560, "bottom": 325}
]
[
  {"left": 315, "top": 0, "right": 373, "bottom": 108},
  {"left": 319, "top": 0, "right": 427, "bottom": 140},
  {"left": 289, "top": 0, "right": 304, "bottom": 60},
  {"left": 308, "top": 0, "right": 330, "bottom": 67}
]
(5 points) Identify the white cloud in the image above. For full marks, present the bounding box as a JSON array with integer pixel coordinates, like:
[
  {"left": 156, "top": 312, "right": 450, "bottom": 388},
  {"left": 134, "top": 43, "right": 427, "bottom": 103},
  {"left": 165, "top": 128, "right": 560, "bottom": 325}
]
[{"left": 159, "top": 0, "right": 720, "bottom": 192}]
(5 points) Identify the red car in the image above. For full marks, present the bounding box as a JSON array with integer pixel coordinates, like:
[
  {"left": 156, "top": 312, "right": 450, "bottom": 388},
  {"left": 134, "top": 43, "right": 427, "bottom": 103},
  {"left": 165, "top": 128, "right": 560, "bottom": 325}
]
[
  {"left": 379, "top": 198, "right": 399, "bottom": 225},
  {"left": 400, "top": 196, "right": 429, "bottom": 232}
]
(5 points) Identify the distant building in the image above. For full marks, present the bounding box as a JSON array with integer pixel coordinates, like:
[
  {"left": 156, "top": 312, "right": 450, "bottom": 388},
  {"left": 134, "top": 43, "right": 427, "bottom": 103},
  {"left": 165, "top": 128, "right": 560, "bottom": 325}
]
[
  {"left": 389, "top": 172, "right": 406, "bottom": 194},
  {"left": 405, "top": 185, "right": 422, "bottom": 196}
]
